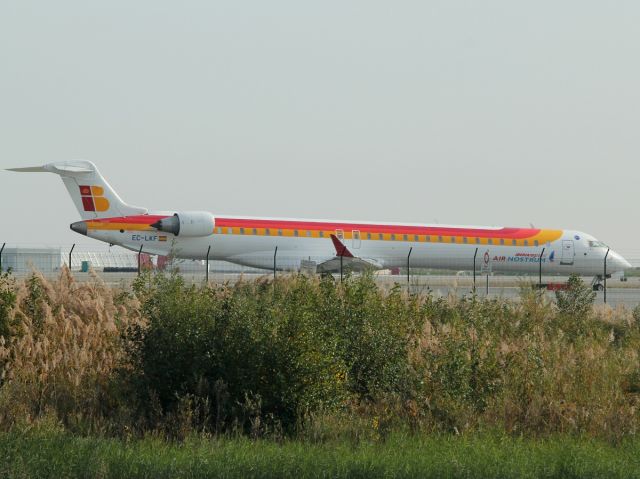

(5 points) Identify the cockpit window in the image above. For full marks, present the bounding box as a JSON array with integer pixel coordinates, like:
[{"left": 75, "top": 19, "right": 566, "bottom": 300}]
[{"left": 589, "top": 240, "right": 608, "bottom": 248}]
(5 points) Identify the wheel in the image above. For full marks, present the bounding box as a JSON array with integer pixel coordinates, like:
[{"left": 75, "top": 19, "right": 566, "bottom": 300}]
[{"left": 593, "top": 283, "right": 604, "bottom": 292}]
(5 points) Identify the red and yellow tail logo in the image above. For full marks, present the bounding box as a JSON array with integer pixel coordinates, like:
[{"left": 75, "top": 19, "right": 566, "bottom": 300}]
[{"left": 79, "top": 185, "right": 110, "bottom": 212}]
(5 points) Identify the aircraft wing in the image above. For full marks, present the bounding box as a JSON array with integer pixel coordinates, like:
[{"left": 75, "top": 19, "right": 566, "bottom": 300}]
[{"left": 316, "top": 234, "right": 382, "bottom": 273}]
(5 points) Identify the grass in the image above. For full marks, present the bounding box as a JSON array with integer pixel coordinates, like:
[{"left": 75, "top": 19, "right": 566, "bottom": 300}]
[
  {"left": 1, "top": 427, "right": 640, "bottom": 478},
  {"left": 1, "top": 270, "right": 640, "bottom": 476}
]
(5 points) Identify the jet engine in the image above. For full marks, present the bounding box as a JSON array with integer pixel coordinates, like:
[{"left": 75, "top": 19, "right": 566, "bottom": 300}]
[{"left": 151, "top": 211, "right": 215, "bottom": 237}]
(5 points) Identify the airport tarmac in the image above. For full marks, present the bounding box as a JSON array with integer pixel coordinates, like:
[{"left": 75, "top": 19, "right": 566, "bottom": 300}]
[{"left": 420, "top": 286, "right": 639, "bottom": 308}]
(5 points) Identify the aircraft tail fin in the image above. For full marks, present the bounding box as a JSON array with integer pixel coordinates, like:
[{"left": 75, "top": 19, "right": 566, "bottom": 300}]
[{"left": 7, "top": 160, "right": 147, "bottom": 220}]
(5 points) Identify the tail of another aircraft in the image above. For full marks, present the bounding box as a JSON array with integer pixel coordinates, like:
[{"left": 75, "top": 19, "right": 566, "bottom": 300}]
[{"left": 7, "top": 160, "right": 147, "bottom": 220}]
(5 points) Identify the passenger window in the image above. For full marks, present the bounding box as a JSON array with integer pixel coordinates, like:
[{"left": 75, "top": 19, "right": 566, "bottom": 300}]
[
  {"left": 500, "top": 239, "right": 504, "bottom": 245},
  {"left": 475, "top": 238, "right": 480, "bottom": 244},
  {"left": 227, "top": 227, "right": 232, "bottom": 234},
  {"left": 391, "top": 234, "right": 396, "bottom": 241},
  {"left": 463, "top": 237, "right": 468, "bottom": 243},
  {"left": 403, "top": 234, "right": 408, "bottom": 241},
  {"left": 451, "top": 237, "right": 456, "bottom": 243},
  {"left": 379, "top": 233, "right": 383, "bottom": 240},
  {"left": 319, "top": 231, "right": 324, "bottom": 238},
  {"left": 265, "top": 228, "right": 270, "bottom": 236},
  {"left": 278, "top": 229, "right": 283, "bottom": 236},
  {"left": 240, "top": 228, "right": 245, "bottom": 235},
  {"left": 306, "top": 230, "right": 311, "bottom": 237},
  {"left": 534, "top": 240, "right": 539, "bottom": 246},
  {"left": 488, "top": 239, "right": 493, "bottom": 245},
  {"left": 524, "top": 240, "right": 529, "bottom": 246}
]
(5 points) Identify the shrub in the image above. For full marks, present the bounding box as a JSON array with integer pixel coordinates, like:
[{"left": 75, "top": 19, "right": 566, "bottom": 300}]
[
  {"left": 128, "top": 272, "right": 424, "bottom": 435},
  {"left": 0, "top": 272, "right": 17, "bottom": 386},
  {"left": 555, "top": 274, "right": 596, "bottom": 318},
  {"left": 633, "top": 304, "right": 640, "bottom": 324},
  {"left": 0, "top": 270, "right": 142, "bottom": 432},
  {"left": 129, "top": 273, "right": 348, "bottom": 435},
  {"left": 0, "top": 272, "right": 16, "bottom": 347},
  {"left": 1, "top": 269, "right": 639, "bottom": 441}
]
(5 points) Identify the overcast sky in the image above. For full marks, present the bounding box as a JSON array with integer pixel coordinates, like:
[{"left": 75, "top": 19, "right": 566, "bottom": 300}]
[{"left": 1, "top": 1, "right": 638, "bottom": 260}]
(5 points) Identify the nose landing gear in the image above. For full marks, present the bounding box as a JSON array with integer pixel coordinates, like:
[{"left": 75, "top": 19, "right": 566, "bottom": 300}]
[{"left": 591, "top": 275, "right": 610, "bottom": 291}]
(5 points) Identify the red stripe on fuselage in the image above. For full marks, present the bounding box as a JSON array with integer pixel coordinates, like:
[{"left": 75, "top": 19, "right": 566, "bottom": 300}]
[
  {"left": 87, "top": 215, "right": 542, "bottom": 240},
  {"left": 215, "top": 218, "right": 540, "bottom": 239}
]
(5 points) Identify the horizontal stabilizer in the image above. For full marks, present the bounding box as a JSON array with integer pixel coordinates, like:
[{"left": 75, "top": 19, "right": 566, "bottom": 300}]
[
  {"left": 50, "top": 165, "right": 94, "bottom": 174},
  {"left": 6, "top": 166, "right": 48, "bottom": 172},
  {"left": 8, "top": 160, "right": 147, "bottom": 219},
  {"left": 7, "top": 164, "right": 94, "bottom": 175}
]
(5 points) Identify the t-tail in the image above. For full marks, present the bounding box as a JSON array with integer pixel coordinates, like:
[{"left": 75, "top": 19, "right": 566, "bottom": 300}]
[{"left": 7, "top": 161, "right": 147, "bottom": 221}]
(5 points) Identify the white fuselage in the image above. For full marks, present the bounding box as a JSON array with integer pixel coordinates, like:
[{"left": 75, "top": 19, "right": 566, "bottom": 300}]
[
  {"left": 86, "top": 214, "right": 631, "bottom": 277},
  {"left": 10, "top": 160, "right": 630, "bottom": 278}
]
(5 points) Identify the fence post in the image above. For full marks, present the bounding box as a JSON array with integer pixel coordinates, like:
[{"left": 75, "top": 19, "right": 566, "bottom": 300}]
[
  {"left": 138, "top": 244, "right": 143, "bottom": 276},
  {"left": 473, "top": 247, "right": 478, "bottom": 293},
  {"left": 273, "top": 246, "right": 278, "bottom": 280},
  {"left": 68, "top": 243, "right": 75, "bottom": 271},
  {"left": 538, "top": 247, "right": 545, "bottom": 288},
  {"left": 407, "top": 247, "right": 412, "bottom": 286},
  {"left": 206, "top": 245, "right": 211, "bottom": 283},
  {"left": 604, "top": 248, "right": 610, "bottom": 304},
  {"left": 340, "top": 255, "right": 343, "bottom": 282},
  {"left": 0, "top": 243, "right": 4, "bottom": 272}
]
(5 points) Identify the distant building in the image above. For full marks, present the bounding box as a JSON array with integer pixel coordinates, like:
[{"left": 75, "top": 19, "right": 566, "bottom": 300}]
[{"left": 0, "top": 247, "right": 63, "bottom": 273}]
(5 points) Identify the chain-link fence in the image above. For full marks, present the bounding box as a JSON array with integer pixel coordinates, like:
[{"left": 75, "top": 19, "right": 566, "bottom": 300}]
[{"left": 1, "top": 243, "right": 639, "bottom": 307}]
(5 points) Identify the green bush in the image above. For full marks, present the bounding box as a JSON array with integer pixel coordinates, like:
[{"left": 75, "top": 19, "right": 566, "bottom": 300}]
[
  {"left": 1, "top": 270, "right": 639, "bottom": 441},
  {"left": 0, "top": 272, "right": 16, "bottom": 343},
  {"left": 555, "top": 274, "right": 596, "bottom": 318},
  {"left": 128, "top": 273, "right": 423, "bottom": 435}
]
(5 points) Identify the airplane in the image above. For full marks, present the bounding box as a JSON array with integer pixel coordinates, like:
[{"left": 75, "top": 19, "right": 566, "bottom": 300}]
[{"left": 7, "top": 160, "right": 632, "bottom": 287}]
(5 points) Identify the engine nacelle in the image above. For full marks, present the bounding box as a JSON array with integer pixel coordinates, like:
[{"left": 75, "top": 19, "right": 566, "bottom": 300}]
[{"left": 151, "top": 211, "right": 215, "bottom": 237}]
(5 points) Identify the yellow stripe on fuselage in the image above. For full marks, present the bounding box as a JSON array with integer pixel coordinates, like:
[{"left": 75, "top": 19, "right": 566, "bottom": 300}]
[
  {"left": 87, "top": 222, "right": 155, "bottom": 232},
  {"left": 87, "top": 222, "right": 564, "bottom": 246}
]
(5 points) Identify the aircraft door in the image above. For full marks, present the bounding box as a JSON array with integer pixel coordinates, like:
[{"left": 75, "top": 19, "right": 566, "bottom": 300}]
[
  {"left": 352, "top": 230, "right": 361, "bottom": 249},
  {"left": 561, "top": 240, "right": 574, "bottom": 265}
]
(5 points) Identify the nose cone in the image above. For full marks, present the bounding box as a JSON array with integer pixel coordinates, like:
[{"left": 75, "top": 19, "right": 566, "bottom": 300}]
[
  {"left": 70, "top": 221, "right": 87, "bottom": 236},
  {"left": 609, "top": 251, "right": 632, "bottom": 272}
]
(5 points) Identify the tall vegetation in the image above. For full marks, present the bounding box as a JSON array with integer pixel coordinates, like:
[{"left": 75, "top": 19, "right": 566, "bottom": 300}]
[{"left": 0, "top": 270, "right": 639, "bottom": 441}]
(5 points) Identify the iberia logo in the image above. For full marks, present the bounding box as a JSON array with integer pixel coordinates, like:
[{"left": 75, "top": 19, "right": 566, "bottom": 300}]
[{"left": 79, "top": 185, "right": 110, "bottom": 212}]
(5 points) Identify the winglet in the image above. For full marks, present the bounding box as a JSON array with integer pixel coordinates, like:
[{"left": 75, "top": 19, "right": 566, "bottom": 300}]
[{"left": 330, "top": 234, "right": 354, "bottom": 258}]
